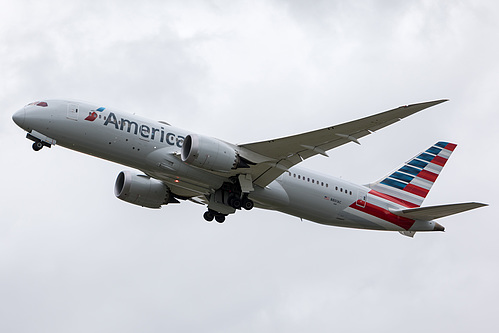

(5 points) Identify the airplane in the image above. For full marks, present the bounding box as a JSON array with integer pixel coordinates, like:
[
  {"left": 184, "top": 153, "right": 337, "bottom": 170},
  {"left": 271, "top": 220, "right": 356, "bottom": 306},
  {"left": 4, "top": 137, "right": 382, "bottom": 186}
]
[{"left": 12, "top": 99, "right": 487, "bottom": 237}]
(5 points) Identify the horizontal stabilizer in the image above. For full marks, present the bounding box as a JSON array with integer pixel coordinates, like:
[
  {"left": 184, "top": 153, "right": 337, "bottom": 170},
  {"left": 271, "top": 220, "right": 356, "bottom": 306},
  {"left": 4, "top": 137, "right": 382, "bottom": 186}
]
[{"left": 390, "top": 202, "right": 488, "bottom": 221}]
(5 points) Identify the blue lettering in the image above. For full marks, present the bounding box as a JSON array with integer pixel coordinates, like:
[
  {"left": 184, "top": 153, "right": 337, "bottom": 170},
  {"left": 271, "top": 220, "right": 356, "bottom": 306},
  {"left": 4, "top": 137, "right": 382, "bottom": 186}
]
[
  {"left": 103, "top": 114, "right": 182, "bottom": 146},
  {"left": 166, "top": 133, "right": 175, "bottom": 145},
  {"left": 120, "top": 118, "right": 138, "bottom": 134},
  {"left": 151, "top": 127, "right": 160, "bottom": 140},
  {"left": 176, "top": 136, "right": 184, "bottom": 148},
  {"left": 140, "top": 125, "right": 150, "bottom": 138},
  {"left": 104, "top": 112, "right": 118, "bottom": 129}
]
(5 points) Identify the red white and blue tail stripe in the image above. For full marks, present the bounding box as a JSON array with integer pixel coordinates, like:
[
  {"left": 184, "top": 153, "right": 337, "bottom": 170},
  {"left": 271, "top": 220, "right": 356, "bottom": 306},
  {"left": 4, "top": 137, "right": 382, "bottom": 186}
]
[{"left": 368, "top": 141, "right": 457, "bottom": 207}]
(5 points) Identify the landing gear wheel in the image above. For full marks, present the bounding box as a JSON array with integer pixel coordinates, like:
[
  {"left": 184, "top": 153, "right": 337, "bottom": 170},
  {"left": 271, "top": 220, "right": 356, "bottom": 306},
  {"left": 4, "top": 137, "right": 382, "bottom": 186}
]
[
  {"left": 242, "top": 198, "right": 254, "bottom": 210},
  {"left": 215, "top": 214, "right": 226, "bottom": 223},
  {"left": 231, "top": 198, "right": 242, "bottom": 209},
  {"left": 32, "top": 141, "right": 43, "bottom": 151},
  {"left": 228, "top": 194, "right": 242, "bottom": 209},
  {"left": 203, "top": 210, "right": 214, "bottom": 222}
]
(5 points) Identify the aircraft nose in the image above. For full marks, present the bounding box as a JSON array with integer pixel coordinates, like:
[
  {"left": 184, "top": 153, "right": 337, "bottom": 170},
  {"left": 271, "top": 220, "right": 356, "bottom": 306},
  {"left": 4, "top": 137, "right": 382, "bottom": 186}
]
[{"left": 12, "top": 107, "right": 25, "bottom": 128}]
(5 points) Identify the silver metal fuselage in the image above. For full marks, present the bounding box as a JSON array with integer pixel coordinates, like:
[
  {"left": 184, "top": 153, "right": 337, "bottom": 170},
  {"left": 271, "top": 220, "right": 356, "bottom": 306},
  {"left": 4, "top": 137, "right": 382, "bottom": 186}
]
[{"left": 12, "top": 99, "right": 439, "bottom": 232}]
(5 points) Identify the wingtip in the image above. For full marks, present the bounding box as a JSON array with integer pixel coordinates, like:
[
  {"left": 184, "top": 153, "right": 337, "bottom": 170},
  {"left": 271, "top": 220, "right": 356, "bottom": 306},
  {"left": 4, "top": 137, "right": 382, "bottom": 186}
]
[
  {"left": 435, "top": 98, "right": 449, "bottom": 104},
  {"left": 403, "top": 99, "right": 449, "bottom": 110},
  {"left": 425, "top": 99, "right": 449, "bottom": 107}
]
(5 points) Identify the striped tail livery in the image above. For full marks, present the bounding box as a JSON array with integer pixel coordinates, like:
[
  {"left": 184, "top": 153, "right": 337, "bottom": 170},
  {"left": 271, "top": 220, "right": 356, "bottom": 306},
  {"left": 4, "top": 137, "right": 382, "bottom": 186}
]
[
  {"left": 369, "top": 141, "right": 457, "bottom": 208},
  {"left": 367, "top": 141, "right": 486, "bottom": 237}
]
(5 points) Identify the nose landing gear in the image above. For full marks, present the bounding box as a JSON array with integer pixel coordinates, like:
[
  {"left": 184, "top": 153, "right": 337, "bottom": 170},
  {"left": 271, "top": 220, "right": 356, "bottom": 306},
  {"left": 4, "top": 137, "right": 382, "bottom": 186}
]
[
  {"left": 32, "top": 141, "right": 44, "bottom": 151},
  {"left": 26, "top": 132, "right": 54, "bottom": 151}
]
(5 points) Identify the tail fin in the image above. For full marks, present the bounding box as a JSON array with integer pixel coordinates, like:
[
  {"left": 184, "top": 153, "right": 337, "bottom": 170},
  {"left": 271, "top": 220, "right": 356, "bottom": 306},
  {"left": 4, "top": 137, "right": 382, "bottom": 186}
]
[{"left": 368, "top": 141, "right": 457, "bottom": 207}]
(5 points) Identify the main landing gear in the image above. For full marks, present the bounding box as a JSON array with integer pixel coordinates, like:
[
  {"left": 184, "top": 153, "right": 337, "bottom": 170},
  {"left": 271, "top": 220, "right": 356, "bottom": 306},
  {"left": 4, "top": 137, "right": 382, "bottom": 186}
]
[
  {"left": 227, "top": 194, "right": 254, "bottom": 211},
  {"left": 202, "top": 183, "right": 255, "bottom": 223},
  {"left": 203, "top": 209, "right": 226, "bottom": 223}
]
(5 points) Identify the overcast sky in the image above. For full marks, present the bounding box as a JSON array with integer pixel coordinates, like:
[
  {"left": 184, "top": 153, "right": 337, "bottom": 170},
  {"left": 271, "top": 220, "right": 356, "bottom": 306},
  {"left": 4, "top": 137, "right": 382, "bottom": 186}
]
[{"left": 1, "top": 1, "right": 498, "bottom": 332}]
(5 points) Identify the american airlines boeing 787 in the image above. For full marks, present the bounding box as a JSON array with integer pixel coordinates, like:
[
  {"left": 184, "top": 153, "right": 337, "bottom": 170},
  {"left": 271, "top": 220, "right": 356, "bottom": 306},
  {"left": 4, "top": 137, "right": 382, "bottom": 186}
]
[{"left": 12, "top": 99, "right": 486, "bottom": 237}]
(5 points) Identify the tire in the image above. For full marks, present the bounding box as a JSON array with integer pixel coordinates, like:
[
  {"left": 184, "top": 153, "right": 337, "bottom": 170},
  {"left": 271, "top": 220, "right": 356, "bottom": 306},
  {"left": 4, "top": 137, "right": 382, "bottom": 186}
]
[
  {"left": 32, "top": 141, "right": 43, "bottom": 151},
  {"left": 231, "top": 198, "right": 242, "bottom": 209},
  {"left": 215, "top": 214, "right": 225, "bottom": 223},
  {"left": 203, "top": 211, "right": 214, "bottom": 222},
  {"left": 242, "top": 199, "right": 254, "bottom": 210}
]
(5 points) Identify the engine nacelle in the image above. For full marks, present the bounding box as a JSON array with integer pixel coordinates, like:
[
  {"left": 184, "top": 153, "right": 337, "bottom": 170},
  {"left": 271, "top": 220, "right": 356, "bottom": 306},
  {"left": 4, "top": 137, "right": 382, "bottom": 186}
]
[
  {"left": 181, "top": 134, "right": 239, "bottom": 172},
  {"left": 114, "top": 170, "right": 171, "bottom": 208}
]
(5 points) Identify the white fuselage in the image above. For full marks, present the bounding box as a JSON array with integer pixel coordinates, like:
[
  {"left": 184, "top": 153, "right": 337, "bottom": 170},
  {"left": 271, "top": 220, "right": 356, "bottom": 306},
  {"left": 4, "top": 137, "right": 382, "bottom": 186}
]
[{"left": 13, "top": 99, "right": 440, "bottom": 232}]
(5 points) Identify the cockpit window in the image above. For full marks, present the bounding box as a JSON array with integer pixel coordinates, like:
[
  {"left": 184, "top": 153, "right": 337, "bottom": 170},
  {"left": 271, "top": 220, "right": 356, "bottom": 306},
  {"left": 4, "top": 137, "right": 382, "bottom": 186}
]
[{"left": 27, "top": 101, "right": 48, "bottom": 107}]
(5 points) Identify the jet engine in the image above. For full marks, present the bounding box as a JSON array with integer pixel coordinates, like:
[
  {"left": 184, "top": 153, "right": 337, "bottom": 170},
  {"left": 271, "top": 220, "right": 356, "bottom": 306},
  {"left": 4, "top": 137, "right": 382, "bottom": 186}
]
[
  {"left": 114, "top": 170, "right": 171, "bottom": 208},
  {"left": 181, "top": 134, "right": 240, "bottom": 172}
]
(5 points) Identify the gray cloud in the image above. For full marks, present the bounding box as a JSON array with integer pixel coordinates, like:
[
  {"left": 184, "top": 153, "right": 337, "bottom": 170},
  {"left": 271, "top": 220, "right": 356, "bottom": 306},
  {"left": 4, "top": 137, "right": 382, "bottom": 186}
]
[{"left": 1, "top": 1, "right": 497, "bottom": 332}]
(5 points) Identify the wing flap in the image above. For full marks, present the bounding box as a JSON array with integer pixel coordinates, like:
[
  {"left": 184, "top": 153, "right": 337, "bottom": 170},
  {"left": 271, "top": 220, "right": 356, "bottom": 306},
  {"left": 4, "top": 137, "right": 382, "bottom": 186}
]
[{"left": 390, "top": 202, "right": 488, "bottom": 221}]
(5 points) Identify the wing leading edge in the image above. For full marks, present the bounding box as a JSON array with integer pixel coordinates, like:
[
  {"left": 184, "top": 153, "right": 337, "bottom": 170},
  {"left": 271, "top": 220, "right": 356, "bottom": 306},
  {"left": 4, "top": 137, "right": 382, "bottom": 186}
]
[{"left": 238, "top": 99, "right": 448, "bottom": 187}]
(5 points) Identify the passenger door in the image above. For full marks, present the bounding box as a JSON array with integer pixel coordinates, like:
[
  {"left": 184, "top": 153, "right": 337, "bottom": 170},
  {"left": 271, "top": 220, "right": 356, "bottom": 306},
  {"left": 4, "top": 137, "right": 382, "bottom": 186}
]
[
  {"left": 356, "top": 191, "right": 367, "bottom": 208},
  {"left": 67, "top": 103, "right": 79, "bottom": 121}
]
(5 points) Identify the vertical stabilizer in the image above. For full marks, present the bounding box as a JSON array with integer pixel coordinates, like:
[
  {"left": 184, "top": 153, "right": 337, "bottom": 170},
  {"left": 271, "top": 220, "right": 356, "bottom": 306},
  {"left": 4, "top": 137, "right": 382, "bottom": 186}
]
[{"left": 368, "top": 142, "right": 457, "bottom": 207}]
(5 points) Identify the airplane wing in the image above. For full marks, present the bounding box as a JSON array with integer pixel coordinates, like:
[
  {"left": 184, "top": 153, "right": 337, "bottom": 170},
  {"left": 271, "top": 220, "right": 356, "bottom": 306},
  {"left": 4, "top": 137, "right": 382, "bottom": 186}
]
[{"left": 238, "top": 100, "right": 448, "bottom": 187}]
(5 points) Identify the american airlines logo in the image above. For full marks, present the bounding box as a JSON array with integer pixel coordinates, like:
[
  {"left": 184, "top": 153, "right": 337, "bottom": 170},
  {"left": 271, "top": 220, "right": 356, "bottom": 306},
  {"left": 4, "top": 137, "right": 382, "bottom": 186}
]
[
  {"left": 101, "top": 111, "right": 184, "bottom": 147},
  {"left": 84, "top": 107, "right": 106, "bottom": 121}
]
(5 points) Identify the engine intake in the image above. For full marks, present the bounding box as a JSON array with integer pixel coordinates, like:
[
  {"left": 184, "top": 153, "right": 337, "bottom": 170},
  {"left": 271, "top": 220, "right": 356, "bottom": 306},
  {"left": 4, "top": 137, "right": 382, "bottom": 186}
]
[
  {"left": 114, "top": 170, "right": 171, "bottom": 208},
  {"left": 181, "top": 134, "right": 239, "bottom": 172}
]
